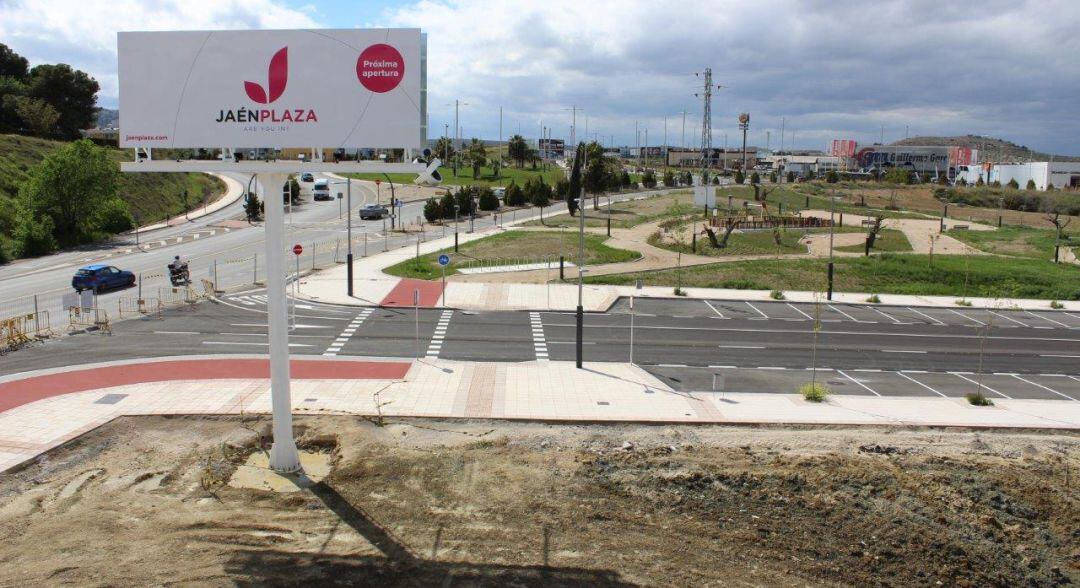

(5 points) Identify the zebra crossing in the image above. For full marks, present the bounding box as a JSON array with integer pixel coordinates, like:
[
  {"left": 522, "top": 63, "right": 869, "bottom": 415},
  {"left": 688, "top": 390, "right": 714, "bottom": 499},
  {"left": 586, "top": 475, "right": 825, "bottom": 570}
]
[
  {"left": 425, "top": 310, "right": 453, "bottom": 358},
  {"left": 529, "top": 312, "right": 548, "bottom": 360},
  {"left": 323, "top": 309, "right": 373, "bottom": 356}
]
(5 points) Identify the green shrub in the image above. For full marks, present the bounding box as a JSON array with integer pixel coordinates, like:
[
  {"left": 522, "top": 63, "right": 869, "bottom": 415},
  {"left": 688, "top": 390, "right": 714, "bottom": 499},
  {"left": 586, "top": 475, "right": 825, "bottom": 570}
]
[
  {"left": 14, "top": 212, "right": 57, "bottom": 256},
  {"left": 770, "top": 289, "right": 785, "bottom": 300},
  {"left": 91, "top": 198, "right": 134, "bottom": 234},
  {"left": 642, "top": 170, "right": 657, "bottom": 188},
  {"left": 800, "top": 382, "right": 829, "bottom": 402},
  {"left": 750, "top": 172, "right": 760, "bottom": 185},
  {"left": 674, "top": 287, "right": 686, "bottom": 296},
  {"left": 1007, "top": 178, "right": 1019, "bottom": 189},
  {"left": 478, "top": 187, "right": 500, "bottom": 211},
  {"left": 1026, "top": 179, "right": 1037, "bottom": 190},
  {"left": 734, "top": 170, "right": 745, "bottom": 185},
  {"left": 1050, "top": 300, "right": 1064, "bottom": 309},
  {"left": 966, "top": 392, "right": 994, "bottom": 406},
  {"left": 955, "top": 299, "right": 972, "bottom": 306},
  {"left": 825, "top": 170, "right": 839, "bottom": 184},
  {"left": 504, "top": 182, "right": 526, "bottom": 206},
  {"left": 786, "top": 171, "right": 795, "bottom": 183},
  {"left": 423, "top": 197, "right": 442, "bottom": 222},
  {"left": 866, "top": 294, "right": 881, "bottom": 303},
  {"left": 769, "top": 171, "right": 777, "bottom": 183},
  {"left": 662, "top": 170, "right": 676, "bottom": 187}
]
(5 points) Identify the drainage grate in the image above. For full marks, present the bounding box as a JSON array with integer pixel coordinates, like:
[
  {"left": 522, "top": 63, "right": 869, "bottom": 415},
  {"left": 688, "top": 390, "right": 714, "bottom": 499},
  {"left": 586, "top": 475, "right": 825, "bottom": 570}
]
[
  {"left": 597, "top": 401, "right": 610, "bottom": 406},
  {"left": 94, "top": 394, "right": 128, "bottom": 405},
  {"left": 827, "top": 380, "right": 847, "bottom": 386},
  {"left": 304, "top": 398, "right": 317, "bottom": 403}
]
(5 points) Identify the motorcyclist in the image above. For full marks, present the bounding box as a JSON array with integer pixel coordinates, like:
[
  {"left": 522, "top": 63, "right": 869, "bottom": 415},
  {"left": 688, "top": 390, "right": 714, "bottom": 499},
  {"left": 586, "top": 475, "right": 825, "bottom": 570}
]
[{"left": 168, "top": 255, "right": 190, "bottom": 285}]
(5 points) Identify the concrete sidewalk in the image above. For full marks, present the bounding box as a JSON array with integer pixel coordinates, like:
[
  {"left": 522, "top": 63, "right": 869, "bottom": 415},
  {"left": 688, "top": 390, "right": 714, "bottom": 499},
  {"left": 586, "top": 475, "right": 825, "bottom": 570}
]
[
  {"left": 2, "top": 355, "right": 1077, "bottom": 473},
  {"left": 296, "top": 220, "right": 1080, "bottom": 312}
]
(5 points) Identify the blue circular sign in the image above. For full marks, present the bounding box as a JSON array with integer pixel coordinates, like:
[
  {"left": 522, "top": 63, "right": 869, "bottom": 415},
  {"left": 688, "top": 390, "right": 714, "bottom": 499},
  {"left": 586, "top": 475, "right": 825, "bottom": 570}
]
[{"left": 438, "top": 254, "right": 451, "bottom": 266}]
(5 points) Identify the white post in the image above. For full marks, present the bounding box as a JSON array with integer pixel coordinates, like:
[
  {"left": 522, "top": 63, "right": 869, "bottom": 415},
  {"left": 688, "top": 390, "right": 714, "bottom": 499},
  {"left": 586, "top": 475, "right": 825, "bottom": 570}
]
[
  {"left": 261, "top": 172, "right": 300, "bottom": 472},
  {"left": 630, "top": 294, "right": 635, "bottom": 365}
]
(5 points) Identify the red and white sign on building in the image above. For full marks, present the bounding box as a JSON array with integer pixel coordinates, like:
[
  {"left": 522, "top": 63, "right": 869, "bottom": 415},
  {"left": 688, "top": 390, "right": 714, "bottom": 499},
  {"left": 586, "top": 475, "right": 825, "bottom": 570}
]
[
  {"left": 948, "top": 146, "right": 979, "bottom": 166},
  {"left": 829, "top": 139, "right": 857, "bottom": 158}
]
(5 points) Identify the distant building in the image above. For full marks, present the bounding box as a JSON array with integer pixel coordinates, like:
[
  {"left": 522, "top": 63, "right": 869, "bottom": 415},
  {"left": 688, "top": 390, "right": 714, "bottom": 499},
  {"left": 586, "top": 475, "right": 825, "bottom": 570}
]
[{"left": 954, "top": 162, "right": 1080, "bottom": 190}]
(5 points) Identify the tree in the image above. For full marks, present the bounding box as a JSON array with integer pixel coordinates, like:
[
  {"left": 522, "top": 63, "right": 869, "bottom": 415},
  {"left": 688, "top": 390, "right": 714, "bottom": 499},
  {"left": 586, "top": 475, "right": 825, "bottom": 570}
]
[
  {"left": 530, "top": 179, "right": 551, "bottom": 222},
  {"left": 554, "top": 177, "right": 570, "bottom": 201},
  {"left": 467, "top": 138, "right": 486, "bottom": 179},
  {"left": 13, "top": 210, "right": 57, "bottom": 256},
  {"left": 662, "top": 169, "right": 676, "bottom": 187},
  {"left": 17, "top": 139, "right": 118, "bottom": 246},
  {"left": 423, "top": 197, "right": 442, "bottom": 222},
  {"left": 786, "top": 170, "right": 795, "bottom": 183},
  {"left": 1007, "top": 178, "right": 1019, "bottom": 189},
  {"left": 478, "top": 187, "right": 500, "bottom": 211},
  {"left": 884, "top": 167, "right": 912, "bottom": 185},
  {"left": 505, "top": 182, "right": 527, "bottom": 206},
  {"left": 245, "top": 192, "right": 263, "bottom": 222},
  {"left": 769, "top": 171, "right": 778, "bottom": 183},
  {"left": 681, "top": 171, "right": 692, "bottom": 186},
  {"left": 566, "top": 143, "right": 584, "bottom": 216},
  {"left": 285, "top": 177, "right": 301, "bottom": 204},
  {"left": 734, "top": 170, "right": 745, "bottom": 185},
  {"left": 508, "top": 134, "right": 528, "bottom": 168},
  {"left": 434, "top": 136, "right": 456, "bottom": 163},
  {"left": 865, "top": 215, "right": 885, "bottom": 251},
  {"left": 92, "top": 198, "right": 134, "bottom": 234},
  {"left": 750, "top": 171, "right": 761, "bottom": 185},
  {"left": 12, "top": 96, "right": 59, "bottom": 137},
  {"left": 438, "top": 192, "right": 456, "bottom": 220},
  {"left": 825, "top": 170, "right": 839, "bottom": 184},
  {"left": 27, "top": 64, "right": 99, "bottom": 140},
  {"left": 622, "top": 171, "right": 633, "bottom": 189},
  {"left": 0, "top": 43, "right": 29, "bottom": 79},
  {"left": 454, "top": 186, "right": 476, "bottom": 217},
  {"left": 641, "top": 169, "right": 657, "bottom": 188},
  {"left": 1026, "top": 179, "right": 1037, "bottom": 190}
]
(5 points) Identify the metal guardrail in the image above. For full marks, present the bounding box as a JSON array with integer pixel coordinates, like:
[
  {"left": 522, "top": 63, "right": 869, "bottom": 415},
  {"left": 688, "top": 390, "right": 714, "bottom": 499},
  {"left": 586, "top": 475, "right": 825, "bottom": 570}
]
[
  {"left": 118, "top": 297, "right": 164, "bottom": 319},
  {"left": 68, "top": 307, "right": 110, "bottom": 335},
  {"left": 1, "top": 311, "right": 52, "bottom": 352}
]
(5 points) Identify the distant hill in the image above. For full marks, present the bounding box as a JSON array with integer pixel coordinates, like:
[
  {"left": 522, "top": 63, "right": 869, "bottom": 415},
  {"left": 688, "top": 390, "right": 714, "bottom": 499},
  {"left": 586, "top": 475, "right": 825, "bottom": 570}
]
[
  {"left": 891, "top": 135, "right": 1080, "bottom": 162},
  {"left": 0, "top": 134, "right": 224, "bottom": 259},
  {"left": 96, "top": 108, "right": 119, "bottom": 129}
]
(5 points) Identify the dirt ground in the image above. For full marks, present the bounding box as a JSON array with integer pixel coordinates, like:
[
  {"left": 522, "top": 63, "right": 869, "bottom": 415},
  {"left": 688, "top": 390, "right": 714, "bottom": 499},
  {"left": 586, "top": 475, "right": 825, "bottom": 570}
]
[{"left": 1, "top": 416, "right": 1077, "bottom": 587}]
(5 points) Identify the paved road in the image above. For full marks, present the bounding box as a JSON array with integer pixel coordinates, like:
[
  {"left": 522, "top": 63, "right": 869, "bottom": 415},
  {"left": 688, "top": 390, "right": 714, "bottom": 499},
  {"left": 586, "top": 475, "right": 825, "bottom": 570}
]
[{"left": 3, "top": 294, "right": 1078, "bottom": 401}]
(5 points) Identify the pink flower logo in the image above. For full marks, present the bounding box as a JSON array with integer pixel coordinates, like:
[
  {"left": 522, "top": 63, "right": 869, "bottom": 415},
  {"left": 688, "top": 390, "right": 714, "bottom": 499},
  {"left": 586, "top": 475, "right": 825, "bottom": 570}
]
[{"left": 244, "top": 47, "right": 288, "bottom": 104}]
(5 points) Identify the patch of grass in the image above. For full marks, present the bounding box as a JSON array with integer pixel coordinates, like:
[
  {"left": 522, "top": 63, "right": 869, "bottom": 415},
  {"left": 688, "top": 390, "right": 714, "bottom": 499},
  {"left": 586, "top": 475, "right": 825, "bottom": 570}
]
[
  {"left": 651, "top": 224, "right": 815, "bottom": 257},
  {"left": 966, "top": 392, "right": 994, "bottom": 406},
  {"left": 585, "top": 253, "right": 1080, "bottom": 300},
  {"left": 384, "top": 230, "right": 640, "bottom": 279},
  {"left": 946, "top": 225, "right": 1077, "bottom": 260},
  {"left": 800, "top": 382, "right": 829, "bottom": 402},
  {"left": 528, "top": 190, "right": 697, "bottom": 229},
  {"left": 834, "top": 229, "right": 913, "bottom": 253}
]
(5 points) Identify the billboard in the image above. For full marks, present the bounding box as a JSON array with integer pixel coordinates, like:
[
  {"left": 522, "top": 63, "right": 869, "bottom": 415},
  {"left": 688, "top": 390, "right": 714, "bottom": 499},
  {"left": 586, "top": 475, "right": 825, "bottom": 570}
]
[
  {"left": 118, "top": 29, "right": 423, "bottom": 149},
  {"left": 948, "top": 146, "right": 979, "bottom": 166},
  {"left": 829, "top": 139, "right": 857, "bottom": 158}
]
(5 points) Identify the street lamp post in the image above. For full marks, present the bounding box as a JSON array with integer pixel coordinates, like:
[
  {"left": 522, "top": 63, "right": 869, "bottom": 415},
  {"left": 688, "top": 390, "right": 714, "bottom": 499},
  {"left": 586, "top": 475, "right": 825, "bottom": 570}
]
[
  {"left": 827, "top": 192, "right": 836, "bottom": 300},
  {"left": 576, "top": 147, "right": 587, "bottom": 369},
  {"left": 328, "top": 178, "right": 356, "bottom": 296},
  {"left": 453, "top": 202, "right": 460, "bottom": 252}
]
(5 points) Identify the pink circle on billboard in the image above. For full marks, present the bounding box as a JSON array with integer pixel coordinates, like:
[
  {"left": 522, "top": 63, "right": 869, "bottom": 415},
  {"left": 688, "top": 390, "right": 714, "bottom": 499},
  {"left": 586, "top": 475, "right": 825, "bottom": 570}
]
[{"left": 356, "top": 44, "right": 404, "bottom": 93}]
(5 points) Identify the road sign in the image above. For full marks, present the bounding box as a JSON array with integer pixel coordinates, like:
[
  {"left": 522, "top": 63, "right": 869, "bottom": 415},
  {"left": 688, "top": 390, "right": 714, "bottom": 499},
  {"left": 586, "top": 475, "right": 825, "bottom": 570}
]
[
  {"left": 293, "top": 244, "right": 303, "bottom": 255},
  {"left": 438, "top": 254, "right": 450, "bottom": 266},
  {"left": 375, "top": 179, "right": 382, "bottom": 186}
]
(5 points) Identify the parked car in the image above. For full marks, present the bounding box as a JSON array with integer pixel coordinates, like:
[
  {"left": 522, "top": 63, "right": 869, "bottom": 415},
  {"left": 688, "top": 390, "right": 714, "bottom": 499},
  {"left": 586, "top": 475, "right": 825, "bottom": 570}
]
[
  {"left": 300, "top": 172, "right": 315, "bottom": 182},
  {"left": 359, "top": 204, "right": 389, "bottom": 220},
  {"left": 312, "top": 178, "right": 331, "bottom": 201},
  {"left": 72, "top": 264, "right": 135, "bottom": 293}
]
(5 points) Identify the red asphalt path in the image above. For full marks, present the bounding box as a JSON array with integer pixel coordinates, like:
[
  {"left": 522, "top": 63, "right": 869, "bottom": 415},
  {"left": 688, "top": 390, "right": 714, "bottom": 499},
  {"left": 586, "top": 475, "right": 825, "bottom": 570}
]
[
  {"left": 379, "top": 278, "right": 444, "bottom": 307},
  {"left": 0, "top": 358, "right": 411, "bottom": 414}
]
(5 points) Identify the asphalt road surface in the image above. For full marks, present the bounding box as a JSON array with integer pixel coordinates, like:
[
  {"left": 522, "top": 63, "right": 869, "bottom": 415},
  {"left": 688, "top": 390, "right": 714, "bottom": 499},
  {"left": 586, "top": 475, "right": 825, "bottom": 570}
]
[{"left": 4, "top": 294, "right": 1078, "bottom": 401}]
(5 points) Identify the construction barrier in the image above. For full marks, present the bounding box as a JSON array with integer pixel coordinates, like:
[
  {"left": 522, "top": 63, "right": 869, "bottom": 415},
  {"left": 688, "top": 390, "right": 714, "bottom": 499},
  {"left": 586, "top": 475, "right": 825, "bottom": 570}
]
[
  {"left": 159, "top": 286, "right": 200, "bottom": 308},
  {"left": 68, "top": 307, "right": 111, "bottom": 335},
  {"left": 709, "top": 216, "right": 833, "bottom": 230},
  {"left": 118, "top": 297, "right": 164, "bottom": 319}
]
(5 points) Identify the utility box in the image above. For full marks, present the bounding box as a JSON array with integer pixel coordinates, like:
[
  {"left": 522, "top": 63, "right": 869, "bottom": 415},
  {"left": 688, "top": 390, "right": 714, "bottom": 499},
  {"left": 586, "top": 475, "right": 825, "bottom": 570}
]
[{"left": 694, "top": 185, "right": 717, "bottom": 208}]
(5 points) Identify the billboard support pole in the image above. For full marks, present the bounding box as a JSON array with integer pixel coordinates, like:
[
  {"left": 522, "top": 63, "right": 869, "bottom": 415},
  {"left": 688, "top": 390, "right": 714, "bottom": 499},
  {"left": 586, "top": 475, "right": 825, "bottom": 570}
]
[{"left": 263, "top": 172, "right": 301, "bottom": 473}]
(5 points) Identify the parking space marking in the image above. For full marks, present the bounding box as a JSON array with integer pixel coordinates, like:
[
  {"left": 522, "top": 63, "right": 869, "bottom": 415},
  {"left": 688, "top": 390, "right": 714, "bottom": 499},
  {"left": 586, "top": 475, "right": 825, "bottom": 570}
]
[
  {"left": 1010, "top": 374, "right": 1077, "bottom": 401},
  {"left": 836, "top": 369, "right": 881, "bottom": 396},
  {"left": 907, "top": 307, "right": 946, "bottom": 326},
  {"left": 702, "top": 300, "right": 726, "bottom": 318},
  {"left": 529, "top": 312, "right": 548, "bottom": 361},
  {"left": 827, "top": 304, "right": 858, "bottom": 322},
  {"left": 719, "top": 345, "right": 765, "bottom": 349},
  {"left": 744, "top": 302, "right": 769, "bottom": 319},
  {"left": 1041, "top": 354, "right": 1080, "bottom": 358},
  {"left": 989, "top": 311, "right": 1029, "bottom": 327},
  {"left": 1026, "top": 311, "right": 1070, "bottom": 328},
  {"left": 896, "top": 371, "right": 948, "bottom": 398},
  {"left": 323, "top": 308, "right": 372, "bottom": 356},
  {"left": 949, "top": 372, "right": 1011, "bottom": 399},
  {"left": 945, "top": 308, "right": 985, "bottom": 326},
  {"left": 426, "top": 310, "right": 453, "bottom": 358},
  {"left": 868, "top": 306, "right": 905, "bottom": 324},
  {"left": 786, "top": 303, "right": 814, "bottom": 320},
  {"left": 881, "top": 349, "right": 927, "bottom": 354}
]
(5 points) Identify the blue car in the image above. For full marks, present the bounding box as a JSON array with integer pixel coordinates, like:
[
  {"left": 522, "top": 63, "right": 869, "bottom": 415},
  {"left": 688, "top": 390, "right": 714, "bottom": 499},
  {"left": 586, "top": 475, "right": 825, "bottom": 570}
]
[{"left": 72, "top": 264, "right": 136, "bottom": 293}]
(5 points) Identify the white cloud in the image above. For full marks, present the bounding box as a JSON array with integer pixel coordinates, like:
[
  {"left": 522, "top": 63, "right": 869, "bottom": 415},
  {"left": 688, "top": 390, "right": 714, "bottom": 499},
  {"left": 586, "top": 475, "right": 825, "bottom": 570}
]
[{"left": 0, "top": 0, "right": 318, "bottom": 101}]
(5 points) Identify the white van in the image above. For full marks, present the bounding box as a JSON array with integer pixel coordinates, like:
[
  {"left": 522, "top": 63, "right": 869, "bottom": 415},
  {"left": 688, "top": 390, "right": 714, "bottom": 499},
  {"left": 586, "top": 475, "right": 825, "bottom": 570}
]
[{"left": 312, "top": 178, "right": 331, "bottom": 201}]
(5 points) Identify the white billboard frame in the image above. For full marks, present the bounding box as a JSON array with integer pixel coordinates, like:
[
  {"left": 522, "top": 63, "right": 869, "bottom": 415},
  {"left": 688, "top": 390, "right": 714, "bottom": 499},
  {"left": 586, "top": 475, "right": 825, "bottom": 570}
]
[{"left": 118, "top": 29, "right": 424, "bottom": 150}]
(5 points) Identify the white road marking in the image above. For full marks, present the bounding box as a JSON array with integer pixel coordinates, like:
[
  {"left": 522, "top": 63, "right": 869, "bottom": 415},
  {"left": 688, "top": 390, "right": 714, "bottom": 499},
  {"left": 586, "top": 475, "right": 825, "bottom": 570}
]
[
  {"left": 896, "top": 371, "right": 948, "bottom": 398},
  {"left": 1041, "top": 354, "right": 1080, "bottom": 358},
  {"left": 1009, "top": 374, "right": 1077, "bottom": 401},
  {"left": 827, "top": 304, "right": 858, "bottom": 322},
  {"left": 836, "top": 369, "right": 881, "bottom": 396},
  {"left": 867, "top": 306, "right": 903, "bottom": 324},
  {"left": 945, "top": 308, "right": 985, "bottom": 326},
  {"left": 786, "top": 303, "right": 814, "bottom": 320},
  {"left": 1026, "top": 311, "right": 1070, "bottom": 328},
  {"left": 203, "top": 341, "right": 312, "bottom": 347},
  {"left": 702, "top": 300, "right": 725, "bottom": 318},
  {"left": 153, "top": 331, "right": 199, "bottom": 335},
  {"left": 907, "top": 307, "right": 946, "bottom": 326},
  {"left": 658, "top": 363, "right": 686, "bottom": 367},
  {"left": 426, "top": 310, "right": 453, "bottom": 358},
  {"left": 744, "top": 302, "right": 769, "bottom": 319},
  {"left": 719, "top": 345, "right": 765, "bottom": 349},
  {"left": 880, "top": 349, "right": 927, "bottom": 354},
  {"left": 949, "top": 372, "right": 1010, "bottom": 399},
  {"left": 709, "top": 365, "right": 737, "bottom": 369},
  {"left": 757, "top": 366, "right": 786, "bottom": 370},
  {"left": 529, "top": 312, "right": 549, "bottom": 360},
  {"left": 323, "top": 308, "right": 373, "bottom": 356},
  {"left": 989, "top": 311, "right": 1029, "bottom": 327}
]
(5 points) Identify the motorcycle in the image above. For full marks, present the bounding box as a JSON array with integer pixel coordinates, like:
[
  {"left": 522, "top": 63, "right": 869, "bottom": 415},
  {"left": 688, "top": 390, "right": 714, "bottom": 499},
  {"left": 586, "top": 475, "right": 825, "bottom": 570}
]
[{"left": 168, "top": 262, "right": 190, "bottom": 287}]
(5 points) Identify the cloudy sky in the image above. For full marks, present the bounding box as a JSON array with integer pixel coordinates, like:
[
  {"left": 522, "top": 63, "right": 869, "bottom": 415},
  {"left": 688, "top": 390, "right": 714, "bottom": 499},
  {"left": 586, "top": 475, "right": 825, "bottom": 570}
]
[{"left": 2, "top": 0, "right": 1078, "bottom": 154}]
